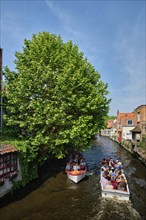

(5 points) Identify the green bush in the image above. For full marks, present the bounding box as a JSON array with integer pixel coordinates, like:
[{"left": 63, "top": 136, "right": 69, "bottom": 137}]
[
  {"left": 139, "top": 135, "right": 146, "bottom": 150},
  {"left": 122, "top": 140, "right": 131, "bottom": 149}
]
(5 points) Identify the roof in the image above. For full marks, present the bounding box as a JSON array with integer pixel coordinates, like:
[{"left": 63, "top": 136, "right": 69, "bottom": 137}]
[
  {"left": 117, "top": 112, "right": 135, "bottom": 120},
  {"left": 0, "top": 144, "right": 17, "bottom": 155},
  {"left": 134, "top": 104, "right": 146, "bottom": 111},
  {"left": 131, "top": 125, "right": 142, "bottom": 133}
]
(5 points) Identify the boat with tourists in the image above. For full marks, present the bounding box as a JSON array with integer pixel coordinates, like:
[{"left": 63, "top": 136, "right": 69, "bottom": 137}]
[
  {"left": 100, "top": 158, "right": 130, "bottom": 201},
  {"left": 66, "top": 169, "right": 87, "bottom": 183},
  {"left": 65, "top": 153, "right": 87, "bottom": 183}
]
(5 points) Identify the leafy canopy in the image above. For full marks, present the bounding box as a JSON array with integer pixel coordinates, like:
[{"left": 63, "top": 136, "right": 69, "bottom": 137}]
[{"left": 3, "top": 32, "right": 110, "bottom": 162}]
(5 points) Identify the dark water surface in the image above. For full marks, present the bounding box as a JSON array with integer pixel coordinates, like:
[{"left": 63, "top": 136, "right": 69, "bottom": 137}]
[{"left": 0, "top": 136, "right": 146, "bottom": 220}]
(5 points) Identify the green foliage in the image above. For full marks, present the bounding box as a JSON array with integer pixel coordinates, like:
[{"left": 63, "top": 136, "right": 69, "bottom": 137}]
[
  {"left": 0, "top": 135, "right": 38, "bottom": 188},
  {"left": 13, "top": 154, "right": 38, "bottom": 189},
  {"left": 122, "top": 140, "right": 131, "bottom": 150},
  {"left": 139, "top": 135, "right": 146, "bottom": 150},
  {"left": 3, "top": 32, "right": 111, "bottom": 163},
  {"left": 107, "top": 115, "right": 116, "bottom": 120},
  {"left": 0, "top": 134, "right": 36, "bottom": 162}
]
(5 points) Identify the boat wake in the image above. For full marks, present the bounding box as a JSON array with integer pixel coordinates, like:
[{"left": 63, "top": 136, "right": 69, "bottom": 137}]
[{"left": 90, "top": 197, "right": 142, "bottom": 220}]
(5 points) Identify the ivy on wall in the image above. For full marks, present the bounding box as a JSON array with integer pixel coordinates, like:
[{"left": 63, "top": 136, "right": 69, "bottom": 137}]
[{"left": 12, "top": 153, "right": 38, "bottom": 190}]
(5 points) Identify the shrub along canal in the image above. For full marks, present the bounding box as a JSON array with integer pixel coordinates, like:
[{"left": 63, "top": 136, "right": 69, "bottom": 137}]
[{"left": 0, "top": 136, "right": 146, "bottom": 220}]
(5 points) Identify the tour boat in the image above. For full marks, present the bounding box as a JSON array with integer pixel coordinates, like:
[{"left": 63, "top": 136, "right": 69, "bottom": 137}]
[
  {"left": 66, "top": 169, "right": 87, "bottom": 183},
  {"left": 100, "top": 160, "right": 130, "bottom": 201},
  {"left": 100, "top": 173, "right": 130, "bottom": 201}
]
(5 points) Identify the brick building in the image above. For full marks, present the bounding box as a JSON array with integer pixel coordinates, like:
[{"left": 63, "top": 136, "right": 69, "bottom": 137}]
[
  {"left": 116, "top": 112, "right": 136, "bottom": 142},
  {"left": 134, "top": 105, "right": 146, "bottom": 137}
]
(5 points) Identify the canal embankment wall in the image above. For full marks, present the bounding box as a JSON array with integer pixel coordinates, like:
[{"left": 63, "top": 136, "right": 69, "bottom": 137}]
[{"left": 110, "top": 137, "right": 146, "bottom": 168}]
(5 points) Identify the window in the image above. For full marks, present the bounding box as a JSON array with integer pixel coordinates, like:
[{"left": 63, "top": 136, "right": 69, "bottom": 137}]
[
  {"left": 127, "top": 120, "right": 133, "bottom": 125},
  {"left": 0, "top": 152, "right": 17, "bottom": 179},
  {"left": 136, "top": 133, "right": 140, "bottom": 140},
  {"left": 137, "top": 112, "right": 140, "bottom": 122}
]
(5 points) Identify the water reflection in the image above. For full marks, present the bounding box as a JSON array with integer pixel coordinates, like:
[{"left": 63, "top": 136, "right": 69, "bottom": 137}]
[{"left": 0, "top": 136, "right": 146, "bottom": 220}]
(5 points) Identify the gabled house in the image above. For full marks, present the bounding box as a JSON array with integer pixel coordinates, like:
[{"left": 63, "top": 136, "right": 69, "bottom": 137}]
[
  {"left": 116, "top": 112, "right": 136, "bottom": 142},
  {"left": 100, "top": 105, "right": 146, "bottom": 146}
]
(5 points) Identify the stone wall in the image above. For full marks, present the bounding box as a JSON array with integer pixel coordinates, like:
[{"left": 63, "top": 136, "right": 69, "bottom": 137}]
[{"left": 110, "top": 137, "right": 146, "bottom": 168}]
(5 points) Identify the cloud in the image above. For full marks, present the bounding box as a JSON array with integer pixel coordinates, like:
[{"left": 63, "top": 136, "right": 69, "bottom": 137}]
[
  {"left": 45, "top": 1, "right": 145, "bottom": 117},
  {"left": 45, "top": 1, "right": 81, "bottom": 38},
  {"left": 1, "top": 11, "right": 25, "bottom": 39},
  {"left": 44, "top": 3, "right": 98, "bottom": 48},
  {"left": 45, "top": 1, "right": 70, "bottom": 22},
  {"left": 2, "top": 0, "right": 144, "bottom": 115},
  {"left": 108, "top": 11, "right": 145, "bottom": 112}
]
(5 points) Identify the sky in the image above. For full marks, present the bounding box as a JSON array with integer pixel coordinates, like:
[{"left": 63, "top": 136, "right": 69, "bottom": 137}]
[{"left": 0, "top": 0, "right": 145, "bottom": 116}]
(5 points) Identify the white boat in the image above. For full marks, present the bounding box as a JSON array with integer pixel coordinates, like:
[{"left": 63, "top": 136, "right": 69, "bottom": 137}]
[
  {"left": 66, "top": 169, "right": 87, "bottom": 183},
  {"left": 100, "top": 173, "right": 130, "bottom": 201}
]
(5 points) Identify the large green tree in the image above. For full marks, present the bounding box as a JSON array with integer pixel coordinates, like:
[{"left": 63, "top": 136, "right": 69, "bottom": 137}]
[{"left": 3, "top": 32, "right": 110, "bottom": 162}]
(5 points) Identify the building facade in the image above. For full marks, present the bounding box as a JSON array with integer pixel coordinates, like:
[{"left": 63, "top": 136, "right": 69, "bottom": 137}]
[
  {"left": 0, "top": 144, "right": 22, "bottom": 198},
  {"left": 134, "top": 105, "right": 146, "bottom": 138},
  {"left": 101, "top": 105, "right": 146, "bottom": 143},
  {"left": 116, "top": 112, "right": 136, "bottom": 142}
]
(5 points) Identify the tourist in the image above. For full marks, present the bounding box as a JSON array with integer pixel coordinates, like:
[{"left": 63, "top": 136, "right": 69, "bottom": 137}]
[
  {"left": 73, "top": 163, "right": 80, "bottom": 171},
  {"left": 80, "top": 159, "right": 86, "bottom": 170},
  {"left": 110, "top": 168, "right": 116, "bottom": 180},
  {"left": 101, "top": 158, "right": 107, "bottom": 165},
  {"left": 117, "top": 179, "right": 127, "bottom": 191},
  {"left": 65, "top": 162, "right": 71, "bottom": 171}
]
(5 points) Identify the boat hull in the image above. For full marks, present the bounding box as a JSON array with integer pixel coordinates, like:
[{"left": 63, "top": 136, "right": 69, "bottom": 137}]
[
  {"left": 66, "top": 170, "right": 86, "bottom": 183},
  {"left": 101, "top": 188, "right": 130, "bottom": 201}
]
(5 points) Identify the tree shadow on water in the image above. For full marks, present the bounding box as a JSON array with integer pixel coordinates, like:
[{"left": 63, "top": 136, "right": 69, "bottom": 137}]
[{"left": 0, "top": 157, "right": 66, "bottom": 209}]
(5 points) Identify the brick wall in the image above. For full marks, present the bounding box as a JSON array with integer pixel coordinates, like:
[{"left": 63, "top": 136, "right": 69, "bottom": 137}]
[{"left": 134, "top": 105, "right": 146, "bottom": 136}]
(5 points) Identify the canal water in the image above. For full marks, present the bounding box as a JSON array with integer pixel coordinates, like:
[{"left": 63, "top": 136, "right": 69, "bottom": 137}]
[{"left": 0, "top": 136, "right": 146, "bottom": 220}]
